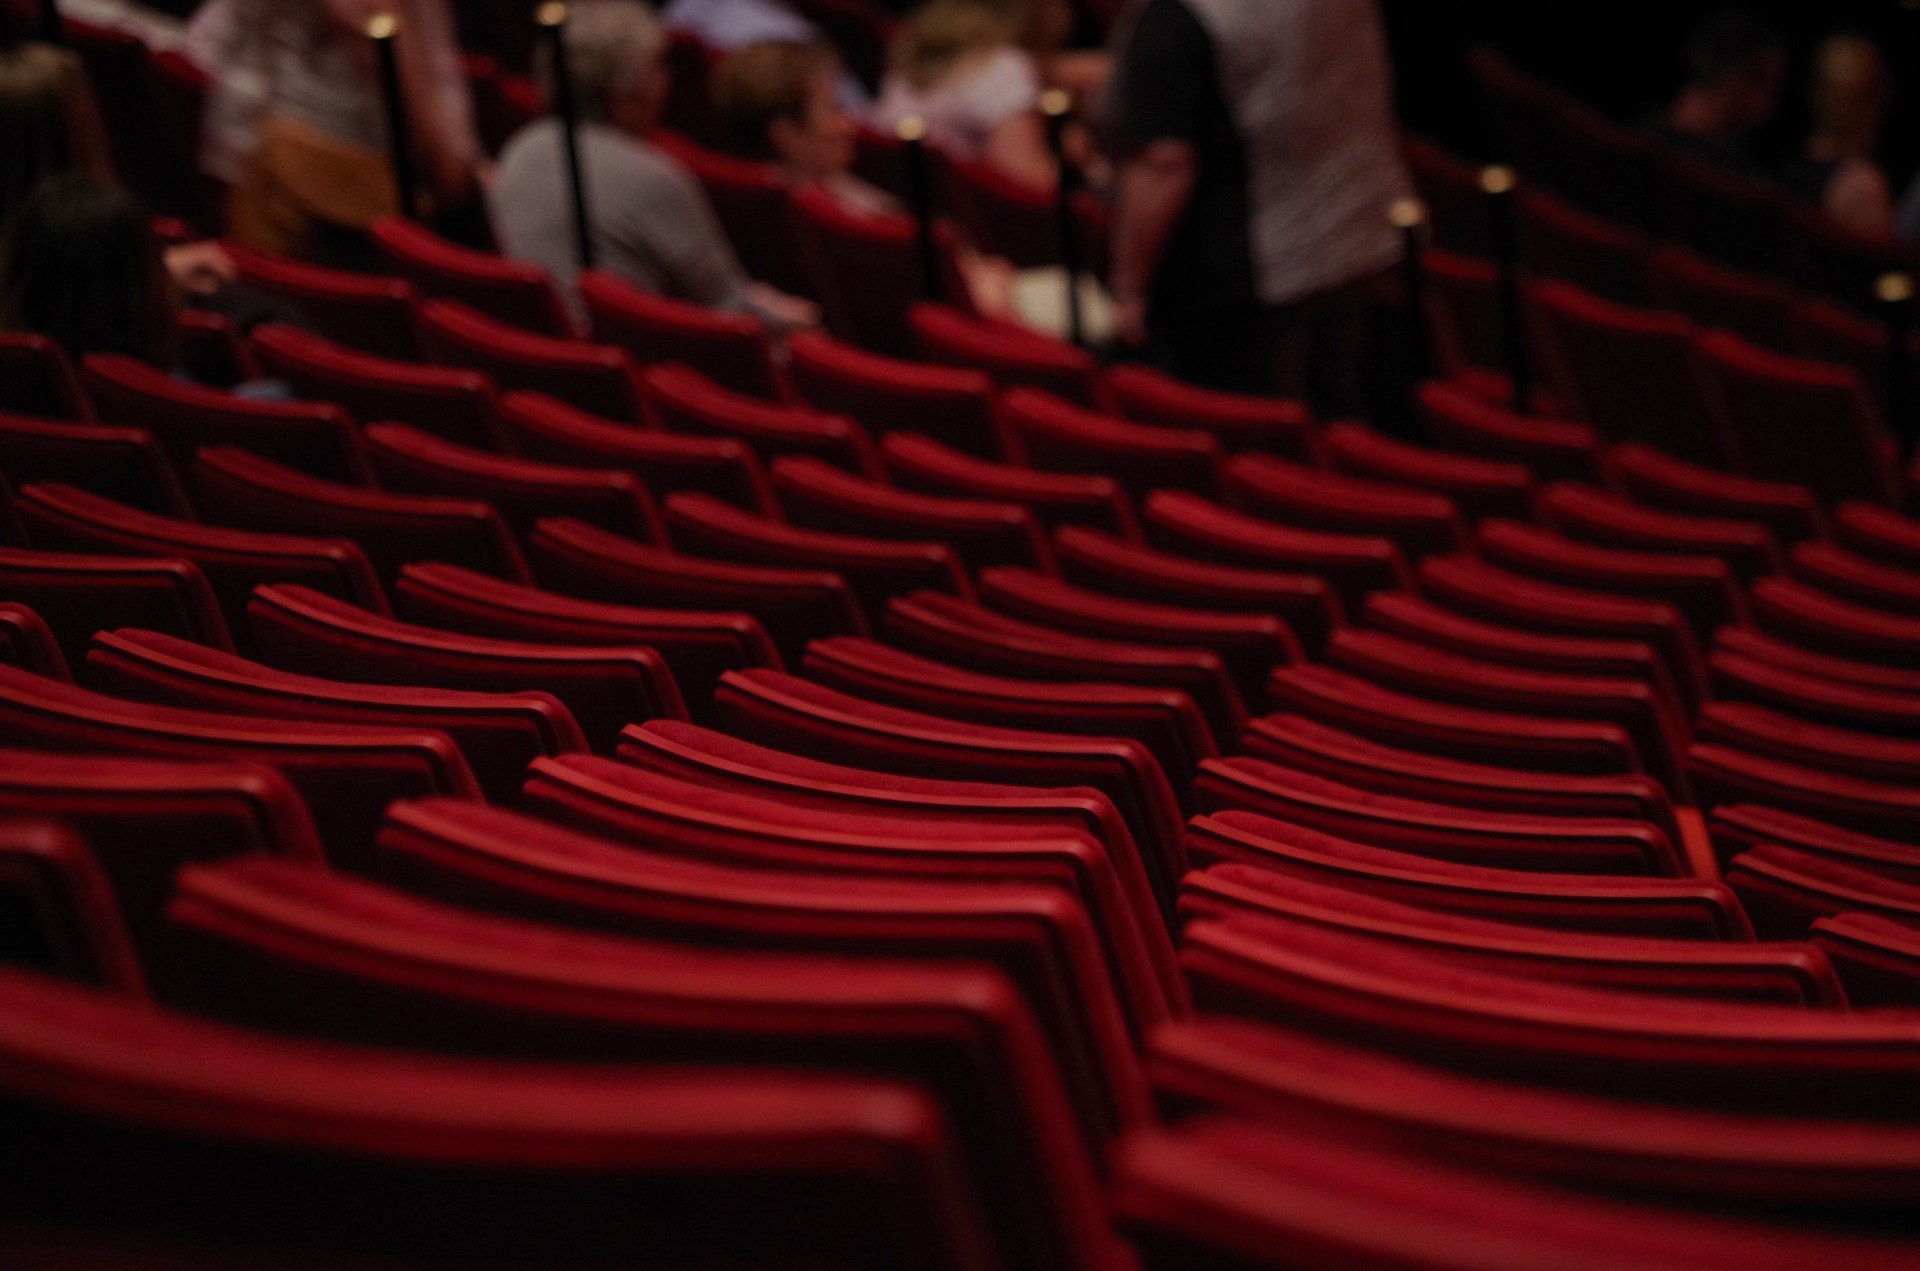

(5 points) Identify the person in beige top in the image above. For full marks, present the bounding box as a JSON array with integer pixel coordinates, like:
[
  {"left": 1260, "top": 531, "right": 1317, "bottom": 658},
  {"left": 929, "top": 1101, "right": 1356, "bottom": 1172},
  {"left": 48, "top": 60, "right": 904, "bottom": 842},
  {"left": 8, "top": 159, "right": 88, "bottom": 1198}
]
[{"left": 204, "top": 0, "right": 483, "bottom": 265}]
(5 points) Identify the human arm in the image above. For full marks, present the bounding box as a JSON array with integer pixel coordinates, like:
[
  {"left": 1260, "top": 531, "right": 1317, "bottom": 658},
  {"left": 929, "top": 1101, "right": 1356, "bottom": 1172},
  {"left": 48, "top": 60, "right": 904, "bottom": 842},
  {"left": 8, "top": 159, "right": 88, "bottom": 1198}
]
[{"left": 1108, "top": 139, "right": 1196, "bottom": 345}]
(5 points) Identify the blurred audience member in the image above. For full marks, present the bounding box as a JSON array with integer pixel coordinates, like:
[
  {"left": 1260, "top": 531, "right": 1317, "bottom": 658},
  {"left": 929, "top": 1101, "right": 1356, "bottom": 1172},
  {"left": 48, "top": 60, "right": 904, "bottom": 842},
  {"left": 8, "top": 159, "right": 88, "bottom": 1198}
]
[
  {"left": 1656, "top": 7, "right": 1788, "bottom": 175},
  {"left": 0, "top": 40, "right": 235, "bottom": 303},
  {"left": 874, "top": 0, "right": 1078, "bottom": 191},
  {"left": 1781, "top": 33, "right": 1896, "bottom": 239},
  {"left": 661, "top": 0, "right": 871, "bottom": 107},
  {"left": 1107, "top": 0, "right": 1409, "bottom": 413},
  {"left": 492, "top": 0, "right": 816, "bottom": 329},
  {"left": 715, "top": 40, "right": 893, "bottom": 216},
  {"left": 204, "top": 0, "right": 483, "bottom": 265},
  {"left": 0, "top": 173, "right": 179, "bottom": 368}
]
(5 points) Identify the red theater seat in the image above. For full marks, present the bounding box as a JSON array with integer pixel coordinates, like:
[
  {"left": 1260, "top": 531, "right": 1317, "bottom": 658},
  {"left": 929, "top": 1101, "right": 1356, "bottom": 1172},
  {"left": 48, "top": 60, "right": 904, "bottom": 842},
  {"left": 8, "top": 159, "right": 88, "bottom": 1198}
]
[
  {"left": 0, "top": 603, "right": 67, "bottom": 680},
  {"left": 228, "top": 245, "right": 423, "bottom": 360},
  {"left": 1727, "top": 845, "right": 1920, "bottom": 939},
  {"left": 1001, "top": 388, "right": 1221, "bottom": 498},
  {"left": 1416, "top": 379, "right": 1600, "bottom": 481},
  {"left": 1603, "top": 441, "right": 1825, "bottom": 542},
  {"left": 1715, "top": 625, "right": 1920, "bottom": 695},
  {"left": 1222, "top": 453, "right": 1467, "bottom": 558},
  {"left": 1696, "top": 329, "right": 1900, "bottom": 506},
  {"left": 616, "top": 716, "right": 1182, "bottom": 1015},
  {"left": 1531, "top": 278, "right": 1729, "bottom": 465},
  {"left": 419, "top": 301, "right": 647, "bottom": 422},
  {"left": 1711, "top": 804, "right": 1920, "bottom": 880},
  {"left": 373, "top": 798, "right": 1150, "bottom": 1140},
  {"left": 792, "top": 186, "right": 967, "bottom": 357},
  {"left": 1144, "top": 490, "right": 1412, "bottom": 615},
  {"left": 1176, "top": 869, "right": 1832, "bottom": 1004},
  {"left": 800, "top": 635, "right": 1215, "bottom": 796},
  {"left": 1750, "top": 575, "right": 1920, "bottom": 670},
  {"left": 527, "top": 517, "right": 863, "bottom": 666},
  {"left": 188, "top": 446, "right": 530, "bottom": 587},
  {"left": 1053, "top": 526, "right": 1340, "bottom": 653},
  {"left": 641, "top": 363, "right": 882, "bottom": 477},
  {"left": 1835, "top": 501, "right": 1920, "bottom": 572},
  {"left": 712, "top": 669, "right": 1186, "bottom": 919},
  {"left": 1243, "top": 713, "right": 1681, "bottom": 839},
  {"left": 1476, "top": 518, "right": 1743, "bottom": 642},
  {"left": 15, "top": 482, "right": 387, "bottom": 643},
  {"left": 0, "top": 545, "right": 233, "bottom": 663},
  {"left": 0, "top": 333, "right": 92, "bottom": 420},
  {"left": 366, "top": 422, "right": 663, "bottom": 544},
  {"left": 881, "top": 432, "right": 1139, "bottom": 539},
  {"left": 248, "top": 583, "right": 687, "bottom": 753},
  {"left": 1809, "top": 912, "right": 1920, "bottom": 1008},
  {"left": 772, "top": 456, "right": 1050, "bottom": 572},
  {"left": 1710, "top": 649, "right": 1920, "bottom": 737},
  {"left": 0, "top": 411, "right": 190, "bottom": 517},
  {"left": 1181, "top": 916, "right": 1920, "bottom": 1117},
  {"left": 86, "top": 628, "right": 584, "bottom": 804},
  {"left": 911, "top": 304, "right": 1106, "bottom": 407},
  {"left": 500, "top": 390, "right": 779, "bottom": 516},
  {"left": 0, "top": 966, "right": 996, "bottom": 1269},
  {"left": 1269, "top": 663, "right": 1642, "bottom": 778},
  {"left": 369, "top": 216, "right": 572, "bottom": 336},
  {"left": 165, "top": 857, "right": 1120, "bottom": 1270},
  {"left": 884, "top": 589, "right": 1248, "bottom": 749},
  {"left": 1698, "top": 701, "right": 1920, "bottom": 786},
  {"left": 580, "top": 270, "right": 791, "bottom": 402},
  {"left": 1102, "top": 364, "right": 1314, "bottom": 458},
  {"left": 392, "top": 561, "right": 777, "bottom": 724},
  {"left": 249, "top": 323, "right": 510, "bottom": 452},
  {"left": 0, "top": 663, "right": 474, "bottom": 870},
  {"left": 1320, "top": 421, "right": 1535, "bottom": 520},
  {"left": 1645, "top": 244, "right": 1799, "bottom": 351},
  {"left": 789, "top": 330, "right": 1009, "bottom": 458},
  {"left": 1192, "top": 757, "right": 1679, "bottom": 877},
  {"left": 664, "top": 490, "right": 969, "bottom": 624},
  {"left": 82, "top": 354, "right": 371, "bottom": 484},
  {"left": 1112, "top": 1117, "right": 1915, "bottom": 1269},
  {"left": 1185, "top": 812, "right": 1747, "bottom": 939},
  {"left": 976, "top": 565, "right": 1297, "bottom": 707},
  {"left": 1790, "top": 541, "right": 1920, "bottom": 616},
  {"left": 1537, "top": 481, "right": 1782, "bottom": 582},
  {"left": 0, "top": 819, "right": 143, "bottom": 992},
  {"left": 1690, "top": 744, "right": 1920, "bottom": 845},
  {"left": 1145, "top": 1017, "right": 1920, "bottom": 1228}
]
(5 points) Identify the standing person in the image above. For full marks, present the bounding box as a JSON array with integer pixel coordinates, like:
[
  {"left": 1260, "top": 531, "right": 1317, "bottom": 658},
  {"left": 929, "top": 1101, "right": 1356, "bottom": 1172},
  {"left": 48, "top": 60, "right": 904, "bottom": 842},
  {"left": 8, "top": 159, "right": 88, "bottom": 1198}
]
[
  {"left": 490, "top": 0, "right": 816, "bottom": 330},
  {"left": 1654, "top": 7, "right": 1788, "bottom": 176},
  {"left": 1780, "top": 33, "right": 1896, "bottom": 239},
  {"left": 1106, "top": 0, "right": 1411, "bottom": 412},
  {"left": 203, "top": 0, "right": 483, "bottom": 266}
]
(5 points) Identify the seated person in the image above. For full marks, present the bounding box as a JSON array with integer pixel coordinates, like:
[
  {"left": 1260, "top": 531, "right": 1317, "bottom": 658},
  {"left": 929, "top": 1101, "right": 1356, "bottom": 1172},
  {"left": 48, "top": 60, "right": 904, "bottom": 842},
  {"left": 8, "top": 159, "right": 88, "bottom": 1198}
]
[
  {"left": 714, "top": 39, "right": 895, "bottom": 216},
  {"left": 1780, "top": 33, "right": 1896, "bottom": 239},
  {"left": 874, "top": 0, "right": 1082, "bottom": 193},
  {"left": 0, "top": 41, "right": 233, "bottom": 302},
  {"left": 1655, "top": 7, "right": 1788, "bottom": 176},
  {"left": 715, "top": 38, "right": 1031, "bottom": 322},
  {"left": 1, "top": 173, "right": 181, "bottom": 369},
  {"left": 491, "top": 0, "right": 815, "bottom": 330},
  {"left": 659, "top": 0, "right": 871, "bottom": 108}
]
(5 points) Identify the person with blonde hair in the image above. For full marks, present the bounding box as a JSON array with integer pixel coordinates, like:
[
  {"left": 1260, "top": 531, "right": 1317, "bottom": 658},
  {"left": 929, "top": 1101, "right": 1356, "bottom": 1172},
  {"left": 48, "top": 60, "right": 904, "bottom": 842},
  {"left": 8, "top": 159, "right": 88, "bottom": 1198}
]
[
  {"left": 873, "top": 0, "right": 1082, "bottom": 191},
  {"left": 1782, "top": 33, "right": 1896, "bottom": 239}
]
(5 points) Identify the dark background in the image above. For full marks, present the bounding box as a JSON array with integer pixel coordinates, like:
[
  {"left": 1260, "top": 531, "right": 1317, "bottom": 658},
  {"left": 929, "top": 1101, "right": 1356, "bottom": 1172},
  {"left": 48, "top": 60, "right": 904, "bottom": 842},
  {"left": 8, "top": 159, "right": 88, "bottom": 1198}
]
[{"left": 1381, "top": 0, "right": 1920, "bottom": 188}]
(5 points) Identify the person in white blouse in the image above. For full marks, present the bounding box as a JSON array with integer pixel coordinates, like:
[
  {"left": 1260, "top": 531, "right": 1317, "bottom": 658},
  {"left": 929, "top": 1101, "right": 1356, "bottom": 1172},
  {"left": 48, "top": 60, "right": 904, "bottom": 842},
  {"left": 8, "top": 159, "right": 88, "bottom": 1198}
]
[{"left": 873, "top": 0, "right": 1091, "bottom": 193}]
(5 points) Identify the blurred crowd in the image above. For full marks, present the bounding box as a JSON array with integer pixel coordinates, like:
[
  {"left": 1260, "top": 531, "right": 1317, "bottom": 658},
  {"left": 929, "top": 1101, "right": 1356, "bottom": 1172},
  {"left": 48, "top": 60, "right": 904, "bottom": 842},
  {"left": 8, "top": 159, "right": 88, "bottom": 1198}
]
[{"left": 1, "top": 0, "right": 1914, "bottom": 413}]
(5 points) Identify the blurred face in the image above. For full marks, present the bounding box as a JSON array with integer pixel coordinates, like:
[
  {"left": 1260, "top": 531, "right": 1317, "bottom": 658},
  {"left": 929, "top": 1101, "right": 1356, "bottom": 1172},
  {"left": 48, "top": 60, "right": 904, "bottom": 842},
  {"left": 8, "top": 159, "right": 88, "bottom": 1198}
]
[
  {"left": 768, "top": 72, "right": 856, "bottom": 182},
  {"left": 611, "top": 45, "right": 671, "bottom": 135},
  {"left": 1730, "top": 48, "right": 1788, "bottom": 131}
]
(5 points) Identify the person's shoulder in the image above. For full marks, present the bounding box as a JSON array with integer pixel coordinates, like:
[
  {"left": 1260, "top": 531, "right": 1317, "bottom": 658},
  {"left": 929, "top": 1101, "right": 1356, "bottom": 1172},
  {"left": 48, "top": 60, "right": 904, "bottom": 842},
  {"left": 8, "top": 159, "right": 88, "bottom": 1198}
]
[{"left": 949, "top": 45, "right": 1040, "bottom": 109}]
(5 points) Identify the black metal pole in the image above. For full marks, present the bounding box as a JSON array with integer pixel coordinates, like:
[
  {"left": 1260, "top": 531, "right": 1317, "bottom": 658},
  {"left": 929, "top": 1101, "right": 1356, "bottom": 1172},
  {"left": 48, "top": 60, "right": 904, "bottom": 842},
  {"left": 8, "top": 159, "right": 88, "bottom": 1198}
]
[
  {"left": 1391, "top": 197, "right": 1431, "bottom": 384},
  {"left": 1480, "top": 164, "right": 1532, "bottom": 413},
  {"left": 1879, "top": 271, "right": 1916, "bottom": 459},
  {"left": 536, "top": 2, "right": 595, "bottom": 273},
  {"left": 897, "top": 118, "right": 941, "bottom": 301},
  {"left": 368, "top": 14, "right": 421, "bottom": 220},
  {"left": 1040, "top": 89, "right": 1085, "bottom": 348}
]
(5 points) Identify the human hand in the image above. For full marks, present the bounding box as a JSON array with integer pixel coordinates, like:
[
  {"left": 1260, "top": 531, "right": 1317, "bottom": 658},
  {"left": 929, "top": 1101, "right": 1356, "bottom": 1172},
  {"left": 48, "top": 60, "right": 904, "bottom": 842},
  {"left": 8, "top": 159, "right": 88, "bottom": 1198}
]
[
  {"left": 747, "top": 283, "right": 821, "bottom": 331},
  {"left": 164, "top": 241, "right": 237, "bottom": 298}
]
